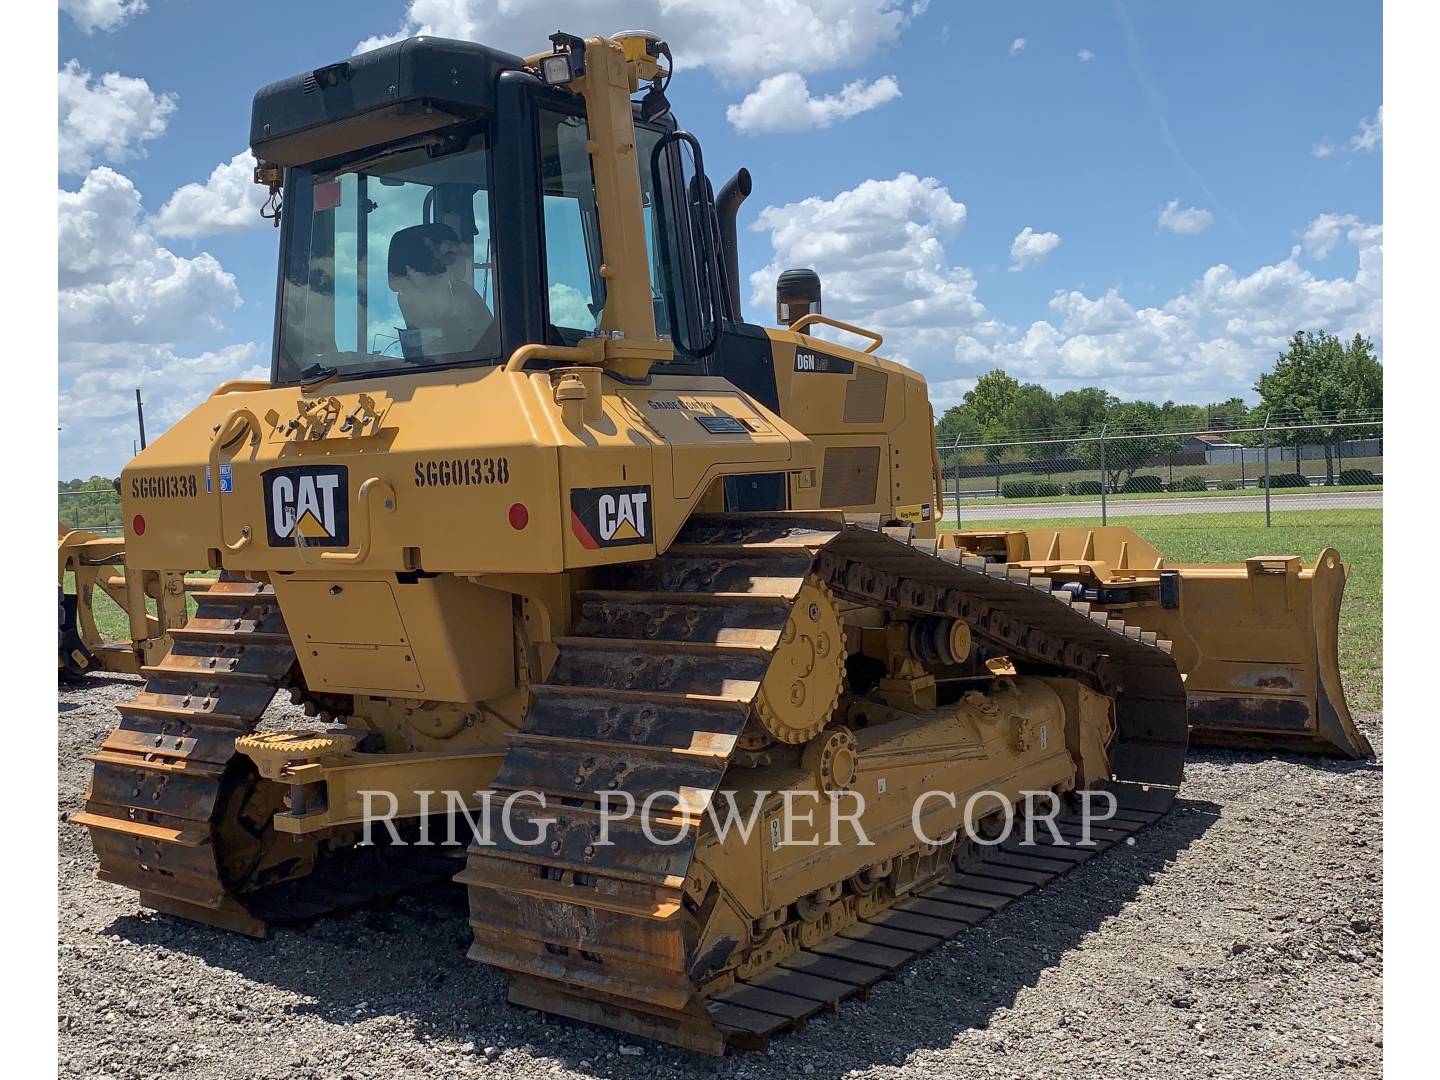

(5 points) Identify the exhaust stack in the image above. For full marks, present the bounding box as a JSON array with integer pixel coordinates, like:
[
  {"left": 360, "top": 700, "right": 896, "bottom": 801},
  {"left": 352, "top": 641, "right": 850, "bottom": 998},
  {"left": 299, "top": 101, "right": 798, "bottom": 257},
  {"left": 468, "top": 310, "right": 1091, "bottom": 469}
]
[{"left": 715, "top": 168, "right": 752, "bottom": 320}]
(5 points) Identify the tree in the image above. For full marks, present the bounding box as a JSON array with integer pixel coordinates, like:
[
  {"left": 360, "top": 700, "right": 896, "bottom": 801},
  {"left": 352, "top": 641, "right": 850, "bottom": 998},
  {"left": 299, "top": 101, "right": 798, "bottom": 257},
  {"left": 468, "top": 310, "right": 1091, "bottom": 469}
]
[
  {"left": 963, "top": 369, "right": 1021, "bottom": 429},
  {"left": 1204, "top": 397, "right": 1248, "bottom": 429},
  {"left": 1002, "top": 383, "right": 1061, "bottom": 461},
  {"left": 1069, "top": 401, "right": 1185, "bottom": 491},
  {"left": 1055, "top": 387, "right": 1116, "bottom": 432},
  {"left": 1254, "top": 331, "right": 1383, "bottom": 483},
  {"left": 59, "top": 476, "right": 121, "bottom": 532}
]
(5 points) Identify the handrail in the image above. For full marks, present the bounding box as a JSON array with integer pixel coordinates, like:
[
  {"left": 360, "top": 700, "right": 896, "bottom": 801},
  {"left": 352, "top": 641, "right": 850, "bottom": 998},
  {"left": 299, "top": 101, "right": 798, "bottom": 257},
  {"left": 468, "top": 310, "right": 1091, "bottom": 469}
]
[
  {"left": 504, "top": 343, "right": 599, "bottom": 373},
  {"left": 208, "top": 408, "right": 260, "bottom": 553},
  {"left": 649, "top": 129, "right": 724, "bottom": 359},
  {"left": 208, "top": 380, "right": 270, "bottom": 398},
  {"left": 789, "top": 313, "right": 884, "bottom": 354},
  {"left": 318, "top": 478, "right": 395, "bottom": 563}
]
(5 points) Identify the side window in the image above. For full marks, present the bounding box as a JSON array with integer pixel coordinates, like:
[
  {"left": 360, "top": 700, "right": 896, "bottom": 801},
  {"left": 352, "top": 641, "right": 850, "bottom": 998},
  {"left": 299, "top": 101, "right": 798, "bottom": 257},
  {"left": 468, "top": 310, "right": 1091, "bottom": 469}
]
[
  {"left": 538, "top": 107, "right": 605, "bottom": 338},
  {"left": 636, "top": 126, "right": 680, "bottom": 343}
]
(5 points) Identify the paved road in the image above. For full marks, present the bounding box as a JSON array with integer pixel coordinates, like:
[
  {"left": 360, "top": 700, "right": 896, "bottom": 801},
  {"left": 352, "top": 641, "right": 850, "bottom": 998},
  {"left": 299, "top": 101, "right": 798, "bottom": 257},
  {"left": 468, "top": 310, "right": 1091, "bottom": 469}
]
[{"left": 945, "top": 489, "right": 1381, "bottom": 523}]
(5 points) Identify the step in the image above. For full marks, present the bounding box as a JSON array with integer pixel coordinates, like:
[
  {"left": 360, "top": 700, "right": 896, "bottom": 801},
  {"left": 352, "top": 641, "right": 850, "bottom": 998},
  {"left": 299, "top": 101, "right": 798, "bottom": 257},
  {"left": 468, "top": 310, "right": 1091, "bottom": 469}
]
[
  {"left": 573, "top": 591, "right": 791, "bottom": 646},
  {"left": 547, "top": 638, "right": 769, "bottom": 698},
  {"left": 599, "top": 553, "right": 811, "bottom": 597}
]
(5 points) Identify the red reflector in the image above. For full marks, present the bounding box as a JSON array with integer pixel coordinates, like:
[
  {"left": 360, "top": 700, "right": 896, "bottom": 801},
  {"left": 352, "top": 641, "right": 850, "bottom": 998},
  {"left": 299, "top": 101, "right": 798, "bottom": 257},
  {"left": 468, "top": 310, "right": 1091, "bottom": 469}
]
[
  {"left": 132, "top": 514, "right": 146, "bottom": 536},
  {"left": 508, "top": 503, "right": 529, "bottom": 530},
  {"left": 313, "top": 179, "right": 342, "bottom": 211}
]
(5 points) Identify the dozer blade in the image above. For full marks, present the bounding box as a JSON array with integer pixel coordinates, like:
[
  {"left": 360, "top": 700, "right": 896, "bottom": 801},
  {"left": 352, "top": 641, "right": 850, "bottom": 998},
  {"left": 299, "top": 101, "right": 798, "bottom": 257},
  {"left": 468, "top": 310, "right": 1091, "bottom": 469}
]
[
  {"left": 1159, "top": 548, "right": 1371, "bottom": 759},
  {"left": 944, "top": 526, "right": 1371, "bottom": 759}
]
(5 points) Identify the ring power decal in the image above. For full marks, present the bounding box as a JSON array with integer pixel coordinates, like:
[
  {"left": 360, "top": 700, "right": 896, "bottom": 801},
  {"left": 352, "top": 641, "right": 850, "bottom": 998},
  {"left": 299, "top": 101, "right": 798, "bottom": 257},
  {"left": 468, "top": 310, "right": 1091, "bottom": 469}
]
[
  {"left": 263, "top": 465, "right": 350, "bottom": 547},
  {"left": 570, "top": 485, "right": 653, "bottom": 549}
]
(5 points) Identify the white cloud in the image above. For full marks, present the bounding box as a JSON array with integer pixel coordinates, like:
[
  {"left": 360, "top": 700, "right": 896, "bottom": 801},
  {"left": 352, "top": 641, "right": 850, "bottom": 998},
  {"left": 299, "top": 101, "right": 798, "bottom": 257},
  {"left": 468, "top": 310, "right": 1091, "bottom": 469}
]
[
  {"left": 152, "top": 151, "right": 269, "bottom": 239},
  {"left": 747, "top": 174, "right": 1381, "bottom": 408},
  {"left": 1157, "top": 199, "right": 1213, "bottom": 235},
  {"left": 726, "top": 73, "right": 900, "bottom": 134},
  {"left": 1301, "top": 213, "right": 1360, "bottom": 260},
  {"left": 1315, "top": 105, "right": 1383, "bottom": 159},
  {"left": 1351, "top": 105, "right": 1382, "bottom": 151},
  {"left": 60, "top": 168, "right": 241, "bottom": 342},
  {"left": 355, "top": 1, "right": 917, "bottom": 80},
  {"left": 1077, "top": 49, "right": 1096, "bottom": 62},
  {"left": 748, "top": 173, "right": 990, "bottom": 369},
  {"left": 58, "top": 60, "right": 176, "bottom": 174},
  {"left": 60, "top": 168, "right": 253, "bottom": 476},
  {"left": 60, "top": 0, "right": 147, "bottom": 34},
  {"left": 1009, "top": 38, "right": 1026, "bottom": 55},
  {"left": 60, "top": 343, "right": 267, "bottom": 478},
  {"left": 1009, "top": 227, "right": 1061, "bottom": 270}
]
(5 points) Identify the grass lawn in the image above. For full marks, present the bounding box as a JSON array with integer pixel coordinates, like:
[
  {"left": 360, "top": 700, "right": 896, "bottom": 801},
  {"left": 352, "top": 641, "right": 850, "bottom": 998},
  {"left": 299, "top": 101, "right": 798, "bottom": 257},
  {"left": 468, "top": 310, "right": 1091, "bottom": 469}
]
[{"left": 942, "top": 509, "right": 1382, "bottom": 714}]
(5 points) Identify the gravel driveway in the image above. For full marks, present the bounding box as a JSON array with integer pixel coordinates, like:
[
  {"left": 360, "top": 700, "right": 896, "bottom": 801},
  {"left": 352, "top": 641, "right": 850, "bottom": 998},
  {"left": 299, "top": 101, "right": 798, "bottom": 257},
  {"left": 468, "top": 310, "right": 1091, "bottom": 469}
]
[{"left": 59, "top": 676, "right": 1382, "bottom": 1079}]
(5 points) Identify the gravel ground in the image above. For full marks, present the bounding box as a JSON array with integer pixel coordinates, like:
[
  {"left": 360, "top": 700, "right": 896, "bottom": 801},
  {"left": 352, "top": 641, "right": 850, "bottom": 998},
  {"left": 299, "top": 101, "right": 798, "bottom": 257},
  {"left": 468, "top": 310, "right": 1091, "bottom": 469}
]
[{"left": 58, "top": 676, "right": 1383, "bottom": 1079}]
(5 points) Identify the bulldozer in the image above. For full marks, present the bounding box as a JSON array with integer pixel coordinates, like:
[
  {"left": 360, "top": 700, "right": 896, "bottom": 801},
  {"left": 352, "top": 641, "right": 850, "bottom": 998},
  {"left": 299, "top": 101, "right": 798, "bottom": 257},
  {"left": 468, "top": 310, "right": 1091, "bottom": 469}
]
[{"left": 74, "top": 30, "right": 1361, "bottom": 1053}]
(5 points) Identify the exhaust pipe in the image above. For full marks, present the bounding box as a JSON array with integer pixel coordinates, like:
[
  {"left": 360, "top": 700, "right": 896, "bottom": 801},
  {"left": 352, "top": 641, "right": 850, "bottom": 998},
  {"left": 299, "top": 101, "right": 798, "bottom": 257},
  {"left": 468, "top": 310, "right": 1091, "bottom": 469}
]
[{"left": 715, "top": 168, "right": 752, "bottom": 320}]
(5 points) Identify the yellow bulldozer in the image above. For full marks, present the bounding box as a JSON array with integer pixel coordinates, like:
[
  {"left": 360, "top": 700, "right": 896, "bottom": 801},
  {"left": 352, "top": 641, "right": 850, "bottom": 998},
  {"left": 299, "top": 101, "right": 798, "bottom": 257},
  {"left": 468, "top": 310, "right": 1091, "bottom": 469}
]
[{"left": 74, "top": 30, "right": 1367, "bottom": 1054}]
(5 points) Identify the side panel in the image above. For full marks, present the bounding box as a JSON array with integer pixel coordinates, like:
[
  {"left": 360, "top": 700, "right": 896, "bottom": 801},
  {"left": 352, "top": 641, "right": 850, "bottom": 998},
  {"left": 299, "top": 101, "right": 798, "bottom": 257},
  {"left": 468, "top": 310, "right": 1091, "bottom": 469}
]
[{"left": 763, "top": 328, "right": 938, "bottom": 531}]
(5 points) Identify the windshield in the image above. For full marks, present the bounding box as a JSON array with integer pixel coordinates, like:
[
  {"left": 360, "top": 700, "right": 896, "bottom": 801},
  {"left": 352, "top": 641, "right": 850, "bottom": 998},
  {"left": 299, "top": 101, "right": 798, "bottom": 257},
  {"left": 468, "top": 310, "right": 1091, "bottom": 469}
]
[{"left": 276, "top": 127, "right": 498, "bottom": 381}]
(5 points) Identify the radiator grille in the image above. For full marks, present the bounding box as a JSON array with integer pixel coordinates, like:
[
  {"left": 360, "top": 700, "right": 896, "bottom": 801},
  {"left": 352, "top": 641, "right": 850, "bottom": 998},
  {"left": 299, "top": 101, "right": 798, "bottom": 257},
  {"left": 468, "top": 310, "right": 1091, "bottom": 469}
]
[
  {"left": 820, "top": 446, "right": 881, "bottom": 508},
  {"left": 843, "top": 365, "right": 889, "bottom": 424}
]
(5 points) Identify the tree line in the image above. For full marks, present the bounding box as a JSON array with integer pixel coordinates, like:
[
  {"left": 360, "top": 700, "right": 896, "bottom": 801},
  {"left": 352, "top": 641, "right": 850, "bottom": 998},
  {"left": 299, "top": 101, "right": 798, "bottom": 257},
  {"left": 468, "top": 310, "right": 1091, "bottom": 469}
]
[
  {"left": 935, "top": 331, "right": 1382, "bottom": 486},
  {"left": 58, "top": 475, "right": 121, "bottom": 532}
]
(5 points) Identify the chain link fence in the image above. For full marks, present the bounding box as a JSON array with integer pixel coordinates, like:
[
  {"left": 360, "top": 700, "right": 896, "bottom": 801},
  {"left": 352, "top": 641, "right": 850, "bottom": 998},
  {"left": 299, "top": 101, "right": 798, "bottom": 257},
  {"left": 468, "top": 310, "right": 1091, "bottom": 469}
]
[
  {"left": 938, "top": 415, "right": 1382, "bottom": 533},
  {"left": 58, "top": 482, "right": 122, "bottom": 535}
]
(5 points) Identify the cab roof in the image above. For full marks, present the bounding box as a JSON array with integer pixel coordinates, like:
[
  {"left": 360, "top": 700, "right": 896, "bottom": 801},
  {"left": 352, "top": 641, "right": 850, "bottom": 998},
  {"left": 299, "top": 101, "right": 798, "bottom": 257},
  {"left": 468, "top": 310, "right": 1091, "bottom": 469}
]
[{"left": 250, "top": 36, "right": 525, "bottom": 167}]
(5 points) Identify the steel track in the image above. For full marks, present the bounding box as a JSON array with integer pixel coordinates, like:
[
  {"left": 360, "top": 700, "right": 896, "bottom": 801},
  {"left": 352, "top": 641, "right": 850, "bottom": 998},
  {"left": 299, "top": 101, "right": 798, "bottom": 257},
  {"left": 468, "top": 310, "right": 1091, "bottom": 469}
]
[{"left": 460, "top": 512, "right": 1188, "bottom": 1053}]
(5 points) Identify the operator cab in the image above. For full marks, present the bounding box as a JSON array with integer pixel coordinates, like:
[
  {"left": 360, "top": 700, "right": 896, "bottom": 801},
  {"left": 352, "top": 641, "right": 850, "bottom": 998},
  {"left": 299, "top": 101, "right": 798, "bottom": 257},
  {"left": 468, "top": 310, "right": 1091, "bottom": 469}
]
[{"left": 252, "top": 34, "right": 739, "bottom": 388}]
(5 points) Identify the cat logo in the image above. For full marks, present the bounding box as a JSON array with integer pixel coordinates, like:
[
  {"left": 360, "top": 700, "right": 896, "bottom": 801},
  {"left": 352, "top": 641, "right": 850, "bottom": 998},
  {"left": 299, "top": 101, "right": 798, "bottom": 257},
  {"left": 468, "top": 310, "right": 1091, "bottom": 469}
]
[
  {"left": 263, "top": 465, "right": 350, "bottom": 547},
  {"left": 570, "top": 484, "right": 653, "bottom": 549}
]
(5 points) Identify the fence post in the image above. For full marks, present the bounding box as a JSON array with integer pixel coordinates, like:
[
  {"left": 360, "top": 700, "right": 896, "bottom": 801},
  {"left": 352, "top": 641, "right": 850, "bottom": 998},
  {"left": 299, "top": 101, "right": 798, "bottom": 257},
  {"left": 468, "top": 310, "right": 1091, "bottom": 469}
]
[
  {"left": 1262, "top": 412, "right": 1272, "bottom": 528},
  {"left": 1098, "top": 424, "right": 1108, "bottom": 526}
]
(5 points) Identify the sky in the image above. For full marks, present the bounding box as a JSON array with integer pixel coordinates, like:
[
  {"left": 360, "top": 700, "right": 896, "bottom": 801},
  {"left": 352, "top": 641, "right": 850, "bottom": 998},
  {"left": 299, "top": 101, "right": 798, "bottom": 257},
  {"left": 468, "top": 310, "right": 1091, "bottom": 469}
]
[{"left": 57, "top": 0, "right": 1382, "bottom": 479}]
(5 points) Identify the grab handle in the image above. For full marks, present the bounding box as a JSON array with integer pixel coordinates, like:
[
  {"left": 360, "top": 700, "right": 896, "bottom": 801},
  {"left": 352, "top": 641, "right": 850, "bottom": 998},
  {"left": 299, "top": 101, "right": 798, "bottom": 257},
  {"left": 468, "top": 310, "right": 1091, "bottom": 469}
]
[
  {"left": 317, "top": 477, "right": 395, "bottom": 564},
  {"left": 208, "top": 409, "right": 260, "bottom": 553},
  {"left": 788, "top": 313, "right": 884, "bottom": 354}
]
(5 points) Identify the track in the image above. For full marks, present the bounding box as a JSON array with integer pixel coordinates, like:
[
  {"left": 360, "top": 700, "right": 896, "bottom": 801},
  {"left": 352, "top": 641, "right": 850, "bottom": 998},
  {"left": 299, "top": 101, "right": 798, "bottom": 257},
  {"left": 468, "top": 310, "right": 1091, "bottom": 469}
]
[
  {"left": 460, "top": 512, "right": 1188, "bottom": 1053},
  {"left": 75, "top": 575, "right": 457, "bottom": 937}
]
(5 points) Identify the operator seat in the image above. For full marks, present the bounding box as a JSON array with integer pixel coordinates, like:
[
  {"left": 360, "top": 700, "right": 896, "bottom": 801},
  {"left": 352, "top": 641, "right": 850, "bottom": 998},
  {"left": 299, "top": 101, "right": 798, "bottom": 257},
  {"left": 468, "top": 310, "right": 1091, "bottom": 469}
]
[{"left": 387, "top": 223, "right": 497, "bottom": 360}]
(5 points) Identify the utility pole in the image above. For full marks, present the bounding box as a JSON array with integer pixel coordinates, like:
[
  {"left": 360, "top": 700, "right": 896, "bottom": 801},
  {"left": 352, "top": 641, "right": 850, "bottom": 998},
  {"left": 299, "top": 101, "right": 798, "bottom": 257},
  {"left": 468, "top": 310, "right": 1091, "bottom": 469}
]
[{"left": 135, "top": 388, "right": 147, "bottom": 450}]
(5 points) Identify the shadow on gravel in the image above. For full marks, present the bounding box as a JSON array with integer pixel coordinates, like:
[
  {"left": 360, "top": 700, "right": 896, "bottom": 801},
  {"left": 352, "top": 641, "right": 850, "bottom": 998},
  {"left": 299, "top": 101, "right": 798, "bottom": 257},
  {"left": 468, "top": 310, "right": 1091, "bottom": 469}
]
[
  {"left": 98, "top": 798, "right": 1221, "bottom": 1078},
  {"left": 1188, "top": 744, "right": 1383, "bottom": 775},
  {"left": 60, "top": 674, "right": 143, "bottom": 693}
]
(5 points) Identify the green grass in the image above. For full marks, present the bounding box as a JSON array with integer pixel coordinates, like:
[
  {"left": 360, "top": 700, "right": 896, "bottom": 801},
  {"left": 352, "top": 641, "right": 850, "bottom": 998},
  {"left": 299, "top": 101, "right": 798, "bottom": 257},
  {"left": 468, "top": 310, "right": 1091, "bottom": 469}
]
[
  {"left": 63, "top": 571, "right": 215, "bottom": 645},
  {"left": 942, "top": 509, "right": 1382, "bottom": 714}
]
